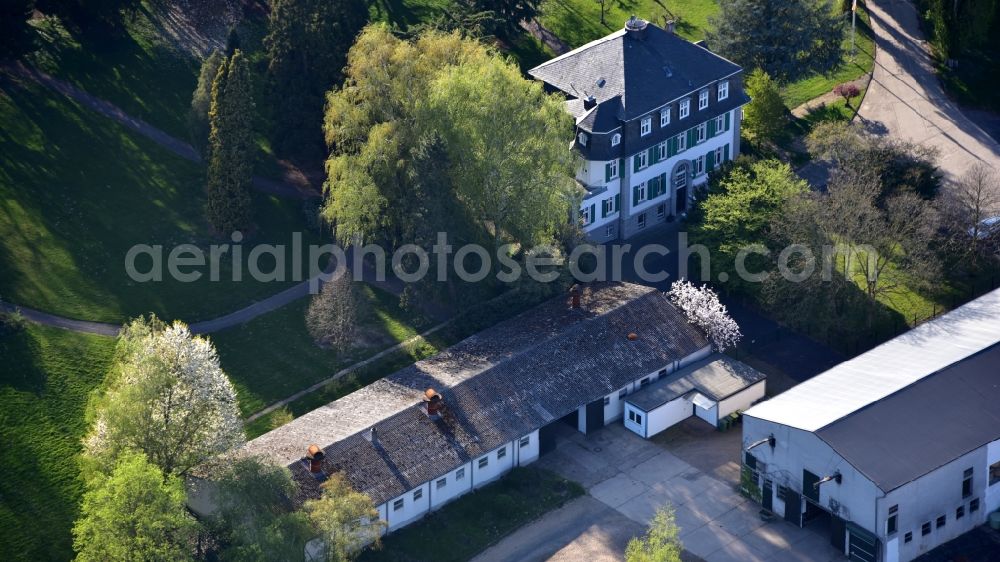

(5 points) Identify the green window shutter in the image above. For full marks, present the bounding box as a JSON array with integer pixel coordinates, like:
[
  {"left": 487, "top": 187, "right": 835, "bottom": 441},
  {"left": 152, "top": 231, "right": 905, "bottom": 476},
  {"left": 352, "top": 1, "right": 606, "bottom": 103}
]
[
  {"left": 601, "top": 199, "right": 608, "bottom": 218},
  {"left": 649, "top": 177, "right": 658, "bottom": 198},
  {"left": 725, "top": 112, "right": 731, "bottom": 131},
  {"left": 687, "top": 129, "right": 695, "bottom": 148},
  {"left": 605, "top": 163, "right": 612, "bottom": 182},
  {"left": 668, "top": 138, "right": 676, "bottom": 157},
  {"left": 633, "top": 155, "right": 641, "bottom": 173},
  {"left": 724, "top": 144, "right": 730, "bottom": 162},
  {"left": 633, "top": 185, "right": 640, "bottom": 206},
  {"left": 708, "top": 119, "right": 716, "bottom": 137},
  {"left": 660, "top": 173, "right": 667, "bottom": 195},
  {"left": 620, "top": 158, "right": 625, "bottom": 173},
  {"left": 615, "top": 193, "right": 620, "bottom": 211},
  {"left": 648, "top": 146, "right": 656, "bottom": 164},
  {"left": 707, "top": 150, "right": 715, "bottom": 170},
  {"left": 590, "top": 204, "right": 596, "bottom": 224}
]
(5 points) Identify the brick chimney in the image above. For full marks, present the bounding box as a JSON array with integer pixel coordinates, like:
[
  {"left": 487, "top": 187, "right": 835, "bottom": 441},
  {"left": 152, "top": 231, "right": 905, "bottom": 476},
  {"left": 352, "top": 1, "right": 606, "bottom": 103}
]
[
  {"left": 306, "top": 444, "right": 325, "bottom": 474},
  {"left": 583, "top": 95, "right": 597, "bottom": 110},
  {"left": 424, "top": 388, "right": 444, "bottom": 418}
]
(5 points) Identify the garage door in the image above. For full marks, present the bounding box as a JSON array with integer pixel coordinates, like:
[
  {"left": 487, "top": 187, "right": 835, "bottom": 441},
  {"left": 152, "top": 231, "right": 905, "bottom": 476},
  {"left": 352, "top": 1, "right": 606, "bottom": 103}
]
[{"left": 847, "top": 522, "right": 879, "bottom": 562}]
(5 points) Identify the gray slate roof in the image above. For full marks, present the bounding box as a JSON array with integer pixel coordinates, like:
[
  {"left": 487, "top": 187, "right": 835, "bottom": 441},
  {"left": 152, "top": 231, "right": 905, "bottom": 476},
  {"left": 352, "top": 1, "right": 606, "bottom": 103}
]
[
  {"left": 816, "top": 342, "right": 1000, "bottom": 492},
  {"left": 626, "top": 355, "right": 766, "bottom": 412},
  {"left": 245, "top": 282, "right": 709, "bottom": 505},
  {"left": 529, "top": 24, "right": 742, "bottom": 123}
]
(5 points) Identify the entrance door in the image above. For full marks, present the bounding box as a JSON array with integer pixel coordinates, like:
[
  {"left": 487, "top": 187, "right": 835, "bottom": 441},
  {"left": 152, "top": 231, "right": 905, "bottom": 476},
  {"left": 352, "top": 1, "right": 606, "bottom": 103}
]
[
  {"left": 783, "top": 490, "right": 803, "bottom": 527},
  {"left": 585, "top": 399, "right": 604, "bottom": 433},
  {"left": 675, "top": 187, "right": 688, "bottom": 213},
  {"left": 830, "top": 516, "right": 847, "bottom": 553},
  {"left": 762, "top": 479, "right": 774, "bottom": 512},
  {"left": 847, "top": 522, "right": 879, "bottom": 562},
  {"left": 672, "top": 165, "right": 689, "bottom": 214},
  {"left": 538, "top": 422, "right": 558, "bottom": 456}
]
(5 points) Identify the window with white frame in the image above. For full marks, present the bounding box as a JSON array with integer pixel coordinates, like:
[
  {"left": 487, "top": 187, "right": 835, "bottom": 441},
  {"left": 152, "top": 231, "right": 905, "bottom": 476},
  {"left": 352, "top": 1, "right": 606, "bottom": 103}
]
[
  {"left": 697, "top": 123, "right": 707, "bottom": 143},
  {"left": 519, "top": 436, "right": 530, "bottom": 448},
  {"left": 497, "top": 447, "right": 507, "bottom": 459},
  {"left": 640, "top": 116, "right": 652, "bottom": 136},
  {"left": 696, "top": 154, "right": 706, "bottom": 175},
  {"left": 393, "top": 499, "right": 404, "bottom": 511},
  {"left": 660, "top": 107, "right": 670, "bottom": 126},
  {"left": 605, "top": 195, "right": 617, "bottom": 214},
  {"left": 611, "top": 133, "right": 621, "bottom": 146},
  {"left": 715, "top": 147, "right": 724, "bottom": 169},
  {"left": 580, "top": 205, "right": 592, "bottom": 225},
  {"left": 478, "top": 457, "right": 489, "bottom": 469},
  {"left": 608, "top": 158, "right": 619, "bottom": 179},
  {"left": 716, "top": 114, "right": 725, "bottom": 133},
  {"left": 679, "top": 98, "right": 690, "bottom": 119},
  {"left": 635, "top": 151, "right": 648, "bottom": 170},
  {"left": 637, "top": 182, "right": 647, "bottom": 202},
  {"left": 628, "top": 409, "right": 643, "bottom": 424},
  {"left": 605, "top": 224, "right": 614, "bottom": 238},
  {"left": 456, "top": 467, "right": 465, "bottom": 480},
  {"left": 413, "top": 488, "right": 423, "bottom": 501},
  {"left": 658, "top": 141, "right": 668, "bottom": 161},
  {"left": 578, "top": 132, "right": 588, "bottom": 146},
  {"left": 677, "top": 132, "right": 687, "bottom": 151},
  {"left": 437, "top": 478, "right": 447, "bottom": 489},
  {"left": 718, "top": 80, "right": 729, "bottom": 101},
  {"left": 699, "top": 89, "right": 709, "bottom": 110},
  {"left": 637, "top": 212, "right": 647, "bottom": 228}
]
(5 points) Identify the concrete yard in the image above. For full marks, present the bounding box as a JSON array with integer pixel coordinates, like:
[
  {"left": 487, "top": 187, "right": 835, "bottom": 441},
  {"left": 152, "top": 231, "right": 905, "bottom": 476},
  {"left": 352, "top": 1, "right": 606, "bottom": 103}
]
[{"left": 474, "top": 420, "right": 846, "bottom": 562}]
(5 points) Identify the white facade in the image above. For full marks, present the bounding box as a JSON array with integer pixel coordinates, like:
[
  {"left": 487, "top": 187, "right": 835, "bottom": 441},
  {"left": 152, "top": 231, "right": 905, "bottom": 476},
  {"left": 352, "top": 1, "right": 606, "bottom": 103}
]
[
  {"left": 718, "top": 379, "right": 766, "bottom": 419},
  {"left": 375, "top": 429, "right": 541, "bottom": 533}
]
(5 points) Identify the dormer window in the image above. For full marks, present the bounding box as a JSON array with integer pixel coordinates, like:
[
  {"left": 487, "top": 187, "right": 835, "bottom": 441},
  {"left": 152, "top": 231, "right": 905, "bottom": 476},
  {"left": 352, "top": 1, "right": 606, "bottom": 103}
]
[
  {"left": 679, "top": 98, "right": 690, "bottom": 119},
  {"left": 640, "top": 117, "right": 652, "bottom": 136},
  {"left": 660, "top": 107, "right": 670, "bottom": 127},
  {"left": 611, "top": 133, "right": 621, "bottom": 146},
  {"left": 718, "top": 80, "right": 729, "bottom": 101},
  {"left": 699, "top": 89, "right": 709, "bottom": 110},
  {"left": 578, "top": 132, "right": 588, "bottom": 146}
]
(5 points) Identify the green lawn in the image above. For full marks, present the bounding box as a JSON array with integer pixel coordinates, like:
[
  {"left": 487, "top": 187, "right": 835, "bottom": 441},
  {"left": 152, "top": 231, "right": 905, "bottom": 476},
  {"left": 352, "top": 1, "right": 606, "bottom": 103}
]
[
  {"left": 358, "top": 467, "right": 584, "bottom": 562},
  {"left": 0, "top": 80, "right": 323, "bottom": 324},
  {"left": 212, "top": 284, "right": 431, "bottom": 417},
  {"left": 0, "top": 325, "right": 116, "bottom": 561}
]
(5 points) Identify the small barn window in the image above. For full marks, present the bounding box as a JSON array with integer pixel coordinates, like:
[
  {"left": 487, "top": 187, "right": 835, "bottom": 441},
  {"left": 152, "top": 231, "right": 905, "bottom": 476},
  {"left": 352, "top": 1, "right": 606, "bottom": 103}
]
[
  {"left": 963, "top": 468, "right": 973, "bottom": 498},
  {"left": 640, "top": 377, "right": 651, "bottom": 387},
  {"left": 519, "top": 436, "right": 530, "bottom": 448},
  {"left": 393, "top": 499, "right": 404, "bottom": 511},
  {"left": 497, "top": 447, "right": 506, "bottom": 460},
  {"left": 456, "top": 468, "right": 465, "bottom": 480},
  {"left": 887, "top": 505, "right": 898, "bottom": 535},
  {"left": 921, "top": 522, "right": 931, "bottom": 536},
  {"left": 478, "top": 457, "right": 489, "bottom": 469},
  {"left": 936, "top": 515, "right": 945, "bottom": 528},
  {"left": 413, "top": 488, "right": 423, "bottom": 501},
  {"left": 904, "top": 532, "right": 912, "bottom": 543},
  {"left": 956, "top": 505, "right": 964, "bottom": 519},
  {"left": 971, "top": 498, "right": 980, "bottom": 512},
  {"left": 437, "top": 478, "right": 447, "bottom": 489},
  {"left": 603, "top": 396, "right": 611, "bottom": 406}
]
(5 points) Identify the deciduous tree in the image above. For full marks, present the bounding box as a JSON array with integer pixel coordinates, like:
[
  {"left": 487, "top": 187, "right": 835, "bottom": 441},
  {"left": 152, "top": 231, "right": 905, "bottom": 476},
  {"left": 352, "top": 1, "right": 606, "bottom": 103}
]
[
  {"left": 304, "top": 473, "right": 384, "bottom": 561},
  {"left": 82, "top": 316, "right": 245, "bottom": 479},
  {"left": 943, "top": 163, "right": 1000, "bottom": 261},
  {"left": 72, "top": 452, "right": 197, "bottom": 562},
  {"left": 742, "top": 69, "right": 787, "bottom": 145},
  {"left": 624, "top": 506, "right": 683, "bottom": 562},
  {"left": 707, "top": 0, "right": 845, "bottom": 83},
  {"left": 306, "top": 273, "right": 368, "bottom": 351},
  {"left": 667, "top": 280, "right": 742, "bottom": 351}
]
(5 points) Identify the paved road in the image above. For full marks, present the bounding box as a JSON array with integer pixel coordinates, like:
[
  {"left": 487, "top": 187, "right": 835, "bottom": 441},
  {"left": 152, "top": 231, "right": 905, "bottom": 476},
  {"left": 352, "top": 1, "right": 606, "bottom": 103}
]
[
  {"left": 478, "top": 422, "right": 844, "bottom": 562},
  {"left": 858, "top": 0, "right": 1000, "bottom": 184}
]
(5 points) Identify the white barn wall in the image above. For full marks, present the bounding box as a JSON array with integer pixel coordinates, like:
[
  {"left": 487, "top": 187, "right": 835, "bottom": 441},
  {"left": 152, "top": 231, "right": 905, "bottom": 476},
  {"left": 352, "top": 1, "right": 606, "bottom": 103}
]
[
  {"left": 384, "top": 481, "right": 431, "bottom": 531},
  {"left": 694, "top": 400, "right": 716, "bottom": 426},
  {"left": 743, "top": 416, "right": 882, "bottom": 532},
  {"left": 718, "top": 380, "right": 766, "bottom": 418},
  {"left": 472, "top": 443, "right": 514, "bottom": 489},
  {"left": 880, "top": 447, "right": 989, "bottom": 562},
  {"left": 516, "top": 430, "right": 540, "bottom": 466},
  {"left": 644, "top": 395, "right": 692, "bottom": 436},
  {"left": 429, "top": 462, "right": 473, "bottom": 510},
  {"left": 986, "top": 439, "right": 1000, "bottom": 513}
]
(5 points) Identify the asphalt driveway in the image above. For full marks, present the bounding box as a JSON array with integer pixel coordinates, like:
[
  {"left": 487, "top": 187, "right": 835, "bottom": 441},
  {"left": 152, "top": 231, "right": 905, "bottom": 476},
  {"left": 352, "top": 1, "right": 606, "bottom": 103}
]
[{"left": 474, "top": 421, "right": 845, "bottom": 562}]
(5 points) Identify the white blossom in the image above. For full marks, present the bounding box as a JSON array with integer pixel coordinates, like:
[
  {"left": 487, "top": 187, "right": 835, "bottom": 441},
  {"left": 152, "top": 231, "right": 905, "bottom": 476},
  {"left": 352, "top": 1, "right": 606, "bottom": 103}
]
[{"left": 667, "top": 280, "right": 743, "bottom": 351}]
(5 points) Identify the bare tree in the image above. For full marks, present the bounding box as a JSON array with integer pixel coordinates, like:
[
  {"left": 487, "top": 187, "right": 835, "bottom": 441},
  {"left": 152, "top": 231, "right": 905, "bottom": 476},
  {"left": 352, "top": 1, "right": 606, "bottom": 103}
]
[
  {"left": 943, "top": 163, "right": 1000, "bottom": 262},
  {"left": 306, "top": 273, "right": 367, "bottom": 351}
]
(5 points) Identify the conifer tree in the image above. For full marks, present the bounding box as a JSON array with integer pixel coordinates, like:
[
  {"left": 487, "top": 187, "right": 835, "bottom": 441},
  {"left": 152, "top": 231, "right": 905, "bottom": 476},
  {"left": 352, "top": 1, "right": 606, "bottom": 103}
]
[{"left": 206, "top": 50, "right": 254, "bottom": 235}]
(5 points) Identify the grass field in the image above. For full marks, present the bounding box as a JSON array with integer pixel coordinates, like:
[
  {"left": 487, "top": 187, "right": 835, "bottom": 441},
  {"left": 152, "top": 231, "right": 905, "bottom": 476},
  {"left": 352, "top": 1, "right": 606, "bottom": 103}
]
[
  {"left": 0, "top": 325, "right": 116, "bottom": 561},
  {"left": 0, "top": 80, "right": 323, "bottom": 323},
  {"left": 212, "top": 285, "right": 431, "bottom": 417},
  {"left": 358, "top": 467, "right": 584, "bottom": 562}
]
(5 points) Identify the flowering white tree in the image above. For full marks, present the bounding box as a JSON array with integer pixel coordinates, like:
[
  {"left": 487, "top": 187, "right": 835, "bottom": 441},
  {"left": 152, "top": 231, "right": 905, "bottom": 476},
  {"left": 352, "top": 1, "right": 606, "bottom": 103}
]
[
  {"left": 83, "top": 316, "right": 245, "bottom": 478},
  {"left": 667, "top": 280, "right": 742, "bottom": 351}
]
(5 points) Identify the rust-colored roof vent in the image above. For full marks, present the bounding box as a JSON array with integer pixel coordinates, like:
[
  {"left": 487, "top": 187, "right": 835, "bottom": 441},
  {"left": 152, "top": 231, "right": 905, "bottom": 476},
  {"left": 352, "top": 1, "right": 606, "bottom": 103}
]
[
  {"left": 424, "top": 388, "right": 444, "bottom": 418},
  {"left": 627, "top": 332, "right": 638, "bottom": 341},
  {"left": 306, "top": 444, "right": 325, "bottom": 474}
]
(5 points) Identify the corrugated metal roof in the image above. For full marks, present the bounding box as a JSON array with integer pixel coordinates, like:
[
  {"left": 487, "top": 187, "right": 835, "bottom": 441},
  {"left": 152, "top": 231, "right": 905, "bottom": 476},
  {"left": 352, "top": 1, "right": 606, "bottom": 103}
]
[
  {"left": 744, "top": 288, "right": 1000, "bottom": 432},
  {"left": 626, "top": 355, "right": 766, "bottom": 412}
]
